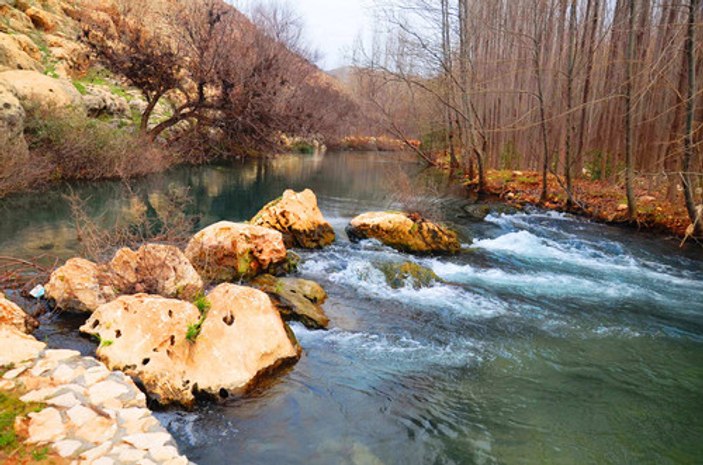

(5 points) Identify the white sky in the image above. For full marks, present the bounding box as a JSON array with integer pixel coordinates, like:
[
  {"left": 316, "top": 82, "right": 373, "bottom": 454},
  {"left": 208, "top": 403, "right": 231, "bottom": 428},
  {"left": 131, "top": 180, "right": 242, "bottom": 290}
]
[
  {"left": 293, "top": 0, "right": 373, "bottom": 70},
  {"left": 233, "top": 0, "right": 374, "bottom": 70}
]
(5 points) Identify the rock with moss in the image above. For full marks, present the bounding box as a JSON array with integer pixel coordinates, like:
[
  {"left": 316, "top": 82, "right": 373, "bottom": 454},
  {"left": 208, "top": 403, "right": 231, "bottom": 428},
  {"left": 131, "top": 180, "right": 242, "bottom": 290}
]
[
  {"left": 250, "top": 274, "right": 329, "bottom": 330},
  {"left": 0, "top": 293, "right": 38, "bottom": 333},
  {"left": 45, "top": 258, "right": 116, "bottom": 313},
  {"left": 346, "top": 211, "right": 462, "bottom": 254},
  {"left": 376, "top": 261, "right": 442, "bottom": 289},
  {"left": 80, "top": 288, "right": 301, "bottom": 407},
  {"left": 185, "top": 221, "right": 289, "bottom": 282},
  {"left": 109, "top": 243, "right": 204, "bottom": 301},
  {"left": 251, "top": 189, "right": 335, "bottom": 249}
]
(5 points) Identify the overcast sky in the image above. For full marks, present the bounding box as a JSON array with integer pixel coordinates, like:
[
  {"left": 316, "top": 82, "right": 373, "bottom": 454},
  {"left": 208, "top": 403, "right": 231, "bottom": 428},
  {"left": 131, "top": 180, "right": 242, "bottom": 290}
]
[
  {"left": 234, "top": 0, "right": 374, "bottom": 71},
  {"left": 294, "top": 0, "right": 373, "bottom": 70}
]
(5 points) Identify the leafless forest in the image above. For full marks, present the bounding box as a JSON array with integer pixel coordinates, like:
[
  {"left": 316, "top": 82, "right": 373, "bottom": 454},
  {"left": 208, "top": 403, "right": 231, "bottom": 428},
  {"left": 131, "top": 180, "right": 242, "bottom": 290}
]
[{"left": 349, "top": 0, "right": 703, "bottom": 232}]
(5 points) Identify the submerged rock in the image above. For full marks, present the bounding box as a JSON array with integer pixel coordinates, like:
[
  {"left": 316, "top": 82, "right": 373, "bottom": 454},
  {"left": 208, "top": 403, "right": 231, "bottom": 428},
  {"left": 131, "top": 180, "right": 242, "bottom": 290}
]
[
  {"left": 80, "top": 287, "right": 300, "bottom": 407},
  {"left": 185, "top": 221, "right": 289, "bottom": 282},
  {"left": 376, "top": 262, "right": 442, "bottom": 289},
  {"left": 346, "top": 211, "right": 462, "bottom": 254},
  {"left": 250, "top": 274, "right": 329, "bottom": 329},
  {"left": 0, "top": 293, "right": 38, "bottom": 333},
  {"left": 251, "top": 189, "right": 335, "bottom": 249},
  {"left": 109, "top": 244, "right": 204, "bottom": 301},
  {"left": 45, "top": 258, "right": 116, "bottom": 313}
]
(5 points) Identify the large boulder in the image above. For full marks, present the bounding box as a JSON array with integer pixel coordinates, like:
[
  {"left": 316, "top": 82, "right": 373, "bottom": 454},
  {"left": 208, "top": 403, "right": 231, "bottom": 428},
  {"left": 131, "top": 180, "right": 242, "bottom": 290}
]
[
  {"left": 251, "top": 189, "right": 335, "bottom": 249},
  {"left": 250, "top": 274, "right": 329, "bottom": 329},
  {"left": 346, "top": 212, "right": 462, "bottom": 254},
  {"left": 80, "top": 287, "right": 301, "bottom": 407},
  {"left": 0, "top": 70, "right": 83, "bottom": 111},
  {"left": 0, "top": 32, "right": 42, "bottom": 72},
  {"left": 45, "top": 258, "right": 116, "bottom": 313},
  {"left": 0, "top": 82, "right": 26, "bottom": 140},
  {"left": 0, "top": 5, "right": 35, "bottom": 33},
  {"left": 185, "top": 221, "right": 289, "bottom": 282},
  {"left": 0, "top": 294, "right": 38, "bottom": 333},
  {"left": 109, "top": 244, "right": 204, "bottom": 300},
  {"left": 81, "top": 84, "right": 129, "bottom": 117},
  {"left": 0, "top": 326, "right": 45, "bottom": 367}
]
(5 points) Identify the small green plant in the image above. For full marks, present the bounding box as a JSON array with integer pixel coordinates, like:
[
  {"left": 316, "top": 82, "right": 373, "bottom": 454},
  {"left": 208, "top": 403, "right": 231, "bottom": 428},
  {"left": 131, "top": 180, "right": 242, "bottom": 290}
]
[
  {"left": 194, "top": 294, "right": 211, "bottom": 313},
  {"left": 73, "top": 80, "right": 87, "bottom": 95},
  {"left": 100, "top": 339, "right": 114, "bottom": 348},
  {"left": 32, "top": 446, "right": 50, "bottom": 461},
  {"left": 187, "top": 294, "right": 211, "bottom": 343},
  {"left": 0, "top": 391, "right": 44, "bottom": 455}
]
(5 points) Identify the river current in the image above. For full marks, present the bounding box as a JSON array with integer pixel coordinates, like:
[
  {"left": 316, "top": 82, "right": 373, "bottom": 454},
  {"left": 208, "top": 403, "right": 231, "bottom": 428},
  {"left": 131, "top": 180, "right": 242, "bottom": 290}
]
[{"left": 1, "top": 151, "right": 701, "bottom": 464}]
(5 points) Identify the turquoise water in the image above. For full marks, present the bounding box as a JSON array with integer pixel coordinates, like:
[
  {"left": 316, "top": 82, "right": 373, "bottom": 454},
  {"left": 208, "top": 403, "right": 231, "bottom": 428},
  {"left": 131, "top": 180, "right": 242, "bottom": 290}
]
[{"left": 1, "top": 152, "right": 702, "bottom": 464}]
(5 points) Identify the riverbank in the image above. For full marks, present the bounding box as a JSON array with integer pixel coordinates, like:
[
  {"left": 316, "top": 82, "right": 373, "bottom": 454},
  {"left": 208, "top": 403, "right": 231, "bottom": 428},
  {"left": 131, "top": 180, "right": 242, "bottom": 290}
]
[{"left": 464, "top": 169, "right": 697, "bottom": 241}]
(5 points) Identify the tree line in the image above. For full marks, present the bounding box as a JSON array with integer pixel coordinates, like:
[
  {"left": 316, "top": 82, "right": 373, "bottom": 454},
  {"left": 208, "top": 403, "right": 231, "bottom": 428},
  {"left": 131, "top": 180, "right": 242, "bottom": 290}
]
[{"left": 353, "top": 0, "right": 703, "bottom": 234}]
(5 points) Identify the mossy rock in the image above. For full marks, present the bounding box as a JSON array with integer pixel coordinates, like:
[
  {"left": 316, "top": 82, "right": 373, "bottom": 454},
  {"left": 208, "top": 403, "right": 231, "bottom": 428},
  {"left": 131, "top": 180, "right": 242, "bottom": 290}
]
[
  {"left": 250, "top": 274, "right": 329, "bottom": 330},
  {"left": 376, "top": 261, "right": 442, "bottom": 289}
]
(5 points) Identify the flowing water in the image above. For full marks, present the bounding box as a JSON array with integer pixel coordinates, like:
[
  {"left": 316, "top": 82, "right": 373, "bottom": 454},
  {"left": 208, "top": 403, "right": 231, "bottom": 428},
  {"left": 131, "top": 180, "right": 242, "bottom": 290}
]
[{"left": 1, "top": 152, "right": 702, "bottom": 465}]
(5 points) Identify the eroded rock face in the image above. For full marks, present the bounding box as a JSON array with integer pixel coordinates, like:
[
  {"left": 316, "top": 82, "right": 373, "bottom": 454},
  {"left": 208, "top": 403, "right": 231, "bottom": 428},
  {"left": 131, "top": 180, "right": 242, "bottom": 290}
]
[
  {"left": 80, "top": 288, "right": 300, "bottom": 406},
  {"left": 109, "top": 244, "right": 204, "bottom": 301},
  {"left": 0, "top": 294, "right": 38, "bottom": 333},
  {"left": 82, "top": 84, "right": 129, "bottom": 117},
  {"left": 0, "top": 70, "right": 83, "bottom": 110},
  {"left": 0, "top": 32, "right": 43, "bottom": 72},
  {"left": 251, "top": 189, "right": 335, "bottom": 249},
  {"left": 45, "top": 258, "right": 116, "bottom": 313},
  {"left": 0, "top": 326, "right": 45, "bottom": 366},
  {"left": 250, "top": 274, "right": 329, "bottom": 329},
  {"left": 185, "top": 221, "right": 289, "bottom": 282},
  {"left": 346, "top": 212, "right": 462, "bottom": 254}
]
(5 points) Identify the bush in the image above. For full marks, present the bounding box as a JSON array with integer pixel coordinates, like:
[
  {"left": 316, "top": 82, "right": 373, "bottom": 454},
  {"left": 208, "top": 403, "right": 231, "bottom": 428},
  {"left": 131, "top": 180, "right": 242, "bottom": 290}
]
[{"left": 24, "top": 106, "right": 170, "bottom": 182}]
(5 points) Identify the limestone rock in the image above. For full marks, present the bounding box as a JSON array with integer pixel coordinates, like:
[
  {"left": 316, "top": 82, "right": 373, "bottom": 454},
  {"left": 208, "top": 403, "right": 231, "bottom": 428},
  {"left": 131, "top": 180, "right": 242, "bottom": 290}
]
[
  {"left": 0, "top": 32, "right": 42, "bottom": 72},
  {"left": 0, "top": 294, "right": 38, "bottom": 333},
  {"left": 0, "top": 70, "right": 83, "bottom": 111},
  {"left": 346, "top": 212, "right": 462, "bottom": 254},
  {"left": 82, "top": 84, "right": 129, "bottom": 117},
  {"left": 250, "top": 274, "right": 329, "bottom": 329},
  {"left": 80, "top": 288, "right": 300, "bottom": 406},
  {"left": 185, "top": 221, "right": 289, "bottom": 282},
  {"left": 25, "top": 6, "right": 56, "bottom": 31},
  {"left": 251, "top": 189, "right": 335, "bottom": 249},
  {"left": 0, "top": 5, "right": 34, "bottom": 33},
  {"left": 0, "top": 326, "right": 45, "bottom": 366},
  {"left": 109, "top": 244, "right": 204, "bottom": 300},
  {"left": 375, "top": 261, "right": 442, "bottom": 289},
  {"left": 45, "top": 258, "right": 116, "bottom": 313}
]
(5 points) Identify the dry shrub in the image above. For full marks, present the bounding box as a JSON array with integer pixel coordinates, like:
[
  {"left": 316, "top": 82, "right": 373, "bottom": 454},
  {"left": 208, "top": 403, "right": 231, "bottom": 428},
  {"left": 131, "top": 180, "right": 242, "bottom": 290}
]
[
  {"left": 0, "top": 132, "right": 52, "bottom": 199},
  {"left": 67, "top": 184, "right": 197, "bottom": 262},
  {"left": 24, "top": 106, "right": 171, "bottom": 182}
]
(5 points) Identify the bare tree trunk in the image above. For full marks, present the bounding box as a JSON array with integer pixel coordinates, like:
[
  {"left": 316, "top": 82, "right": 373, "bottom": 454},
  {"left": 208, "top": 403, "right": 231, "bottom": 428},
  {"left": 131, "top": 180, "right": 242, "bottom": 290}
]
[
  {"left": 683, "top": 0, "right": 702, "bottom": 235},
  {"left": 564, "top": 0, "right": 577, "bottom": 207},
  {"left": 624, "top": 0, "right": 637, "bottom": 219}
]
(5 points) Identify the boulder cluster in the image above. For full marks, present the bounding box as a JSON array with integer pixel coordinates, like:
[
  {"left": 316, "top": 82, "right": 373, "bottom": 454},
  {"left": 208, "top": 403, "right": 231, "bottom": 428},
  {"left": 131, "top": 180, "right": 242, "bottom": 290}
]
[{"left": 3, "top": 188, "right": 463, "bottom": 412}]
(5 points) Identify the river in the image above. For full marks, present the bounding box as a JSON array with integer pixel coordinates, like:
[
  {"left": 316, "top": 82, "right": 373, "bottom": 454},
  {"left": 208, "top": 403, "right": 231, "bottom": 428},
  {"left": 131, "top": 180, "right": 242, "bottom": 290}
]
[{"left": 1, "top": 151, "right": 702, "bottom": 465}]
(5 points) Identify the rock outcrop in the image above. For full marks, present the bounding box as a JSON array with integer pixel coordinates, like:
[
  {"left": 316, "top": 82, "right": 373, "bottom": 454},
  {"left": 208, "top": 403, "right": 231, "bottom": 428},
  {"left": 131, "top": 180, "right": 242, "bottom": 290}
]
[
  {"left": 82, "top": 84, "right": 130, "bottom": 117},
  {"left": 0, "top": 70, "right": 83, "bottom": 110},
  {"left": 376, "top": 261, "right": 442, "bottom": 289},
  {"left": 80, "top": 287, "right": 301, "bottom": 407},
  {"left": 251, "top": 189, "right": 335, "bottom": 249},
  {"left": 0, "top": 32, "right": 43, "bottom": 72},
  {"left": 185, "top": 221, "right": 289, "bottom": 281},
  {"left": 0, "top": 294, "right": 38, "bottom": 333},
  {"left": 45, "top": 258, "right": 116, "bottom": 313},
  {"left": 250, "top": 274, "right": 329, "bottom": 329},
  {"left": 346, "top": 212, "right": 462, "bottom": 254},
  {"left": 109, "top": 244, "right": 204, "bottom": 301}
]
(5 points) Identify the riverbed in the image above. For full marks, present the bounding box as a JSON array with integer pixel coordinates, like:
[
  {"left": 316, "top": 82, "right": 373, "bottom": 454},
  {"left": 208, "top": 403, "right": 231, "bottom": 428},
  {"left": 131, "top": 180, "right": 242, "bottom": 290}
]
[{"left": 1, "top": 151, "right": 702, "bottom": 465}]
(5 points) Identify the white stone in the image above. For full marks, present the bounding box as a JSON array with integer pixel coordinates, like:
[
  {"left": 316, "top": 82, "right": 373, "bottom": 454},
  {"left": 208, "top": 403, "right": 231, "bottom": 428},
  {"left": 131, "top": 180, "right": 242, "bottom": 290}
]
[
  {"left": 74, "top": 415, "right": 117, "bottom": 443},
  {"left": 149, "top": 445, "right": 179, "bottom": 461},
  {"left": 67, "top": 404, "right": 97, "bottom": 427},
  {"left": 123, "top": 432, "right": 172, "bottom": 451},
  {"left": 88, "top": 380, "right": 129, "bottom": 406},
  {"left": 21, "top": 386, "right": 61, "bottom": 403},
  {"left": 83, "top": 365, "right": 110, "bottom": 386},
  {"left": 79, "top": 442, "right": 112, "bottom": 462},
  {"left": 51, "top": 363, "right": 79, "bottom": 384},
  {"left": 117, "top": 407, "right": 150, "bottom": 424},
  {"left": 113, "top": 445, "right": 146, "bottom": 462},
  {"left": 30, "top": 358, "right": 58, "bottom": 377},
  {"left": 53, "top": 439, "right": 83, "bottom": 458},
  {"left": 136, "top": 459, "right": 157, "bottom": 465},
  {"left": 3, "top": 365, "right": 29, "bottom": 379},
  {"left": 46, "top": 392, "right": 81, "bottom": 408},
  {"left": 164, "top": 457, "right": 189, "bottom": 465},
  {"left": 44, "top": 349, "right": 81, "bottom": 362},
  {"left": 27, "top": 407, "right": 65, "bottom": 444},
  {"left": 92, "top": 457, "right": 115, "bottom": 465}
]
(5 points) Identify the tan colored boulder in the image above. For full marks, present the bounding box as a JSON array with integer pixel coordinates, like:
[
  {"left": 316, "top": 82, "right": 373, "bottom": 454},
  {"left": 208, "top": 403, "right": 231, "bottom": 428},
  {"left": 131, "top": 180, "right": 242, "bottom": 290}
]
[
  {"left": 0, "top": 33, "right": 42, "bottom": 72},
  {"left": 109, "top": 244, "right": 204, "bottom": 300},
  {"left": 80, "top": 287, "right": 301, "bottom": 406},
  {"left": 0, "top": 5, "right": 34, "bottom": 33},
  {"left": 0, "top": 82, "right": 26, "bottom": 140},
  {"left": 346, "top": 212, "right": 461, "bottom": 254},
  {"left": 25, "top": 6, "right": 56, "bottom": 32},
  {"left": 251, "top": 189, "right": 335, "bottom": 248},
  {"left": 0, "top": 294, "right": 38, "bottom": 333},
  {"left": 0, "top": 326, "right": 45, "bottom": 366},
  {"left": 45, "top": 258, "right": 116, "bottom": 313},
  {"left": 185, "top": 221, "right": 289, "bottom": 282},
  {"left": 0, "top": 70, "right": 83, "bottom": 110},
  {"left": 250, "top": 274, "right": 329, "bottom": 329}
]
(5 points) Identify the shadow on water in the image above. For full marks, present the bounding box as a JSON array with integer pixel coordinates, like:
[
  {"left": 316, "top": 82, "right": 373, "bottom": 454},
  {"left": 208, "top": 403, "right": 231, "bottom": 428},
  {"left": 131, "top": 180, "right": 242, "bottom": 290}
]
[{"left": 2, "top": 151, "right": 703, "bottom": 465}]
